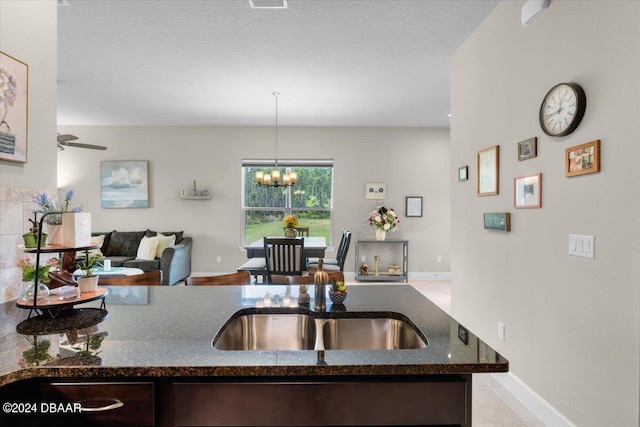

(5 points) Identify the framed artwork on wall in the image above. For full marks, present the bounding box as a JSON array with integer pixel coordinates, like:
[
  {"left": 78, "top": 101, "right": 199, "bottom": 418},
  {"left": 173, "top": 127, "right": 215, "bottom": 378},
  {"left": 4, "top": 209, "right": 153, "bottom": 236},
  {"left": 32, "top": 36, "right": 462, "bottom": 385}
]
[
  {"left": 405, "top": 196, "right": 423, "bottom": 217},
  {"left": 477, "top": 145, "right": 499, "bottom": 196},
  {"left": 565, "top": 140, "right": 600, "bottom": 177},
  {"left": 514, "top": 173, "right": 542, "bottom": 209},
  {"left": 458, "top": 165, "right": 468, "bottom": 182},
  {"left": 365, "top": 182, "right": 386, "bottom": 199},
  {"left": 483, "top": 212, "right": 510, "bottom": 232},
  {"left": 101, "top": 160, "right": 150, "bottom": 208},
  {"left": 517, "top": 137, "right": 537, "bottom": 161},
  {"left": 0, "top": 51, "right": 29, "bottom": 163}
]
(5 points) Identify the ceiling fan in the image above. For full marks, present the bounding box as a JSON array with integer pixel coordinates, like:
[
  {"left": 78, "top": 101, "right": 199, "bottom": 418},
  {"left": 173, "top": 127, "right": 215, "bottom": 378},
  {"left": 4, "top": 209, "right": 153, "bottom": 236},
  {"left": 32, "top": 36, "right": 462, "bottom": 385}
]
[{"left": 57, "top": 133, "right": 107, "bottom": 150}]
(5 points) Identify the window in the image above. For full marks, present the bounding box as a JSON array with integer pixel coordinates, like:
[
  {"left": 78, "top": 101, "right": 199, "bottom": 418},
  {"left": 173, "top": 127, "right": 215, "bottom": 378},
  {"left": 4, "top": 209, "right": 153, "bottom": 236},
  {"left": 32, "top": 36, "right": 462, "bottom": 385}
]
[{"left": 242, "top": 160, "right": 333, "bottom": 245}]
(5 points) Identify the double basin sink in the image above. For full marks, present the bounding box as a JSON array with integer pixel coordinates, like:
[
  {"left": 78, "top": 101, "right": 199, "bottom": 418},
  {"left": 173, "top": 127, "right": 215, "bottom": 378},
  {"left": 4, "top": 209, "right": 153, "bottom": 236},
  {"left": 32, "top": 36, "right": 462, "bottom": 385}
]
[{"left": 213, "top": 311, "right": 428, "bottom": 351}]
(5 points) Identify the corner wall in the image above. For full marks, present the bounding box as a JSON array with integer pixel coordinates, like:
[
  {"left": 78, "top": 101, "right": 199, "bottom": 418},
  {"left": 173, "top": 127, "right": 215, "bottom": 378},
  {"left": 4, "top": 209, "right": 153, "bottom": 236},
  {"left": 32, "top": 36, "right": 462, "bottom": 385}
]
[
  {"left": 451, "top": 1, "right": 639, "bottom": 425},
  {"left": 0, "top": 0, "right": 58, "bottom": 303}
]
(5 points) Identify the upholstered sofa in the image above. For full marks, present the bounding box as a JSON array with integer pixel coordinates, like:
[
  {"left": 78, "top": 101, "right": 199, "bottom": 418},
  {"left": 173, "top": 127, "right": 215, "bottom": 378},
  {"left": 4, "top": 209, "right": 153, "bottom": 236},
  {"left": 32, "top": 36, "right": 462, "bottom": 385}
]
[{"left": 90, "top": 230, "right": 192, "bottom": 285}]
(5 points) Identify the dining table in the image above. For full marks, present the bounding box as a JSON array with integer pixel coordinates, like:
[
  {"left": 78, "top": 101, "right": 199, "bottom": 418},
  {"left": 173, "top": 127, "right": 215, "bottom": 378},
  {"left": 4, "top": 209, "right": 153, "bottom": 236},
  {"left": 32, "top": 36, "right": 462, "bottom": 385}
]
[{"left": 244, "top": 236, "right": 327, "bottom": 259}]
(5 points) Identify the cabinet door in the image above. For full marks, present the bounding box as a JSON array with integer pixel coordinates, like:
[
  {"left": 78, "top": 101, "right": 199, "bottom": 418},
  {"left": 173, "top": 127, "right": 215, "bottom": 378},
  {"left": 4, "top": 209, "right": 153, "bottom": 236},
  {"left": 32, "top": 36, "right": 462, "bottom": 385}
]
[{"left": 40, "top": 382, "right": 154, "bottom": 426}]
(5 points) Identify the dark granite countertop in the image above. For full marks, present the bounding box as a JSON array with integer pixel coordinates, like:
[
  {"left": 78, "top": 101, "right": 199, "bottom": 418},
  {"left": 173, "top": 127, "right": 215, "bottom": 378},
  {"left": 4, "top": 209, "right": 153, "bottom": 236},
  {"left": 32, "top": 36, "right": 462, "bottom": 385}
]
[{"left": 0, "top": 285, "right": 508, "bottom": 387}]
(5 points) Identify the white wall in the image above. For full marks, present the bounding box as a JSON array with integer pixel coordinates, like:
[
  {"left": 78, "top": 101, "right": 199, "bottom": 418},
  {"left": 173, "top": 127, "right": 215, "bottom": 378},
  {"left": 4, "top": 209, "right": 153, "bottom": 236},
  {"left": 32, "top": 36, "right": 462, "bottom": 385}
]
[
  {"left": 0, "top": 0, "right": 57, "bottom": 303},
  {"left": 451, "top": 1, "right": 639, "bottom": 425},
  {"left": 56, "top": 125, "right": 451, "bottom": 276}
]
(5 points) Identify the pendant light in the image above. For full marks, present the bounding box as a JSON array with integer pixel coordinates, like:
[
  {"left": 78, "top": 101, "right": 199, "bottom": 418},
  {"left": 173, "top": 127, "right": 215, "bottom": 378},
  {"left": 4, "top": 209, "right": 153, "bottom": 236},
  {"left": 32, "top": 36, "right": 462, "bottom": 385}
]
[{"left": 256, "top": 92, "right": 297, "bottom": 188}]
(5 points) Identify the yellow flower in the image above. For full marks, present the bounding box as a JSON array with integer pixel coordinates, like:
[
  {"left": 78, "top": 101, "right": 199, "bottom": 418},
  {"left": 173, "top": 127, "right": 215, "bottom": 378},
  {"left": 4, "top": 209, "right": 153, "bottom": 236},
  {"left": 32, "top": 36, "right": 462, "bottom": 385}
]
[{"left": 283, "top": 215, "right": 299, "bottom": 229}]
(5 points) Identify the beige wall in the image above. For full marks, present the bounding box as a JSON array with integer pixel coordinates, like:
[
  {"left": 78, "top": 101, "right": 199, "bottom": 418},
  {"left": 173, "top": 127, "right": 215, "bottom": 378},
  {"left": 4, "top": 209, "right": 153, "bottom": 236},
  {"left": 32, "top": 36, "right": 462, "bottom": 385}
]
[
  {"left": 0, "top": 0, "right": 58, "bottom": 303},
  {"left": 56, "top": 125, "right": 451, "bottom": 276},
  {"left": 451, "top": 1, "right": 639, "bottom": 425}
]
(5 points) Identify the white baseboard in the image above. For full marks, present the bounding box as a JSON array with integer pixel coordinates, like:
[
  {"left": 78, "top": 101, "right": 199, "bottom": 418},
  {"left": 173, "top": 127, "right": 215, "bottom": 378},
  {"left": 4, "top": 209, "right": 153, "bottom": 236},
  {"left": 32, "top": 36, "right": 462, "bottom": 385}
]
[
  {"left": 491, "top": 372, "right": 576, "bottom": 427},
  {"left": 343, "top": 272, "right": 451, "bottom": 282}
]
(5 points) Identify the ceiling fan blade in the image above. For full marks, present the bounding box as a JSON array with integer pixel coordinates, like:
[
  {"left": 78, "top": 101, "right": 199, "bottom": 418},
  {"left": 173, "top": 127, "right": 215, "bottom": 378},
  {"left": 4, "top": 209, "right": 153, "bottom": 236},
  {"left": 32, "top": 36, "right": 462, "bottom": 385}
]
[
  {"left": 57, "top": 133, "right": 79, "bottom": 142},
  {"left": 60, "top": 141, "right": 108, "bottom": 150}
]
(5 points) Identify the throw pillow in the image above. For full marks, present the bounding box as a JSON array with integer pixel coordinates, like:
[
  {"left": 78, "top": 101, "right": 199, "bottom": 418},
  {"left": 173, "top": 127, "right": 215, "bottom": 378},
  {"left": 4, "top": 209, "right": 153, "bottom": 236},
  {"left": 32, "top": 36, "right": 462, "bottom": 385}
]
[
  {"left": 87, "top": 234, "right": 106, "bottom": 257},
  {"left": 156, "top": 233, "right": 176, "bottom": 258},
  {"left": 136, "top": 235, "right": 159, "bottom": 261}
]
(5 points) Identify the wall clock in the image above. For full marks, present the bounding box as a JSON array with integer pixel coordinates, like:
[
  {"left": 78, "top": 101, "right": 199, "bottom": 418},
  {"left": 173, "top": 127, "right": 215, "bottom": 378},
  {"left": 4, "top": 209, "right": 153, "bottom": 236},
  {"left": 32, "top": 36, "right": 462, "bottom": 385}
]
[{"left": 539, "top": 82, "right": 586, "bottom": 137}]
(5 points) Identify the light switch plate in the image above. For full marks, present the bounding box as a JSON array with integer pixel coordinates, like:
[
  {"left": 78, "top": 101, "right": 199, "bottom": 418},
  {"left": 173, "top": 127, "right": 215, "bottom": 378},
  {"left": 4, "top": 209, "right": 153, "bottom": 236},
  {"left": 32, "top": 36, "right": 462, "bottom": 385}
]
[{"left": 569, "top": 234, "right": 595, "bottom": 259}]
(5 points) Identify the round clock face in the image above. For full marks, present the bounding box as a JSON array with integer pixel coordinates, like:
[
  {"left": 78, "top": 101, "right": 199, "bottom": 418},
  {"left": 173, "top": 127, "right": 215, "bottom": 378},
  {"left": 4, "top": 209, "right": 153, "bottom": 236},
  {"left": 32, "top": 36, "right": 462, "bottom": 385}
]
[{"left": 539, "top": 82, "right": 586, "bottom": 137}]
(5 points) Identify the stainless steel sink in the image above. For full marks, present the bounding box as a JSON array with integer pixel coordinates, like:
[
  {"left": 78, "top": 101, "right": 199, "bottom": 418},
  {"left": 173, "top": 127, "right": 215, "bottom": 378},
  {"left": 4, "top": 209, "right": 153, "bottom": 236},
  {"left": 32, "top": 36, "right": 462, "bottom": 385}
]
[
  {"left": 213, "top": 313, "right": 316, "bottom": 350},
  {"left": 322, "top": 318, "right": 427, "bottom": 350},
  {"left": 213, "top": 312, "right": 427, "bottom": 351}
]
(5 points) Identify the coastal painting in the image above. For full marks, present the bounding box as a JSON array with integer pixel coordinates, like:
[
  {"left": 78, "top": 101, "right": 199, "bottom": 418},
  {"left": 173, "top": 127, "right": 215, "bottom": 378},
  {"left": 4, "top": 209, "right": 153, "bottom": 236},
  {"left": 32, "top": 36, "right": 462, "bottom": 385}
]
[
  {"left": 0, "top": 51, "right": 28, "bottom": 163},
  {"left": 101, "top": 160, "right": 150, "bottom": 208}
]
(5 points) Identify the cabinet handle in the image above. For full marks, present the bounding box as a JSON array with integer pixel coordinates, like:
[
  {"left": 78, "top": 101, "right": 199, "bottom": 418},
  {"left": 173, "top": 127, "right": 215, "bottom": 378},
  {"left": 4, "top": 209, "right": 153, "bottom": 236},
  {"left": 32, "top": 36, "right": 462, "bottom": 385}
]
[{"left": 78, "top": 398, "right": 124, "bottom": 412}]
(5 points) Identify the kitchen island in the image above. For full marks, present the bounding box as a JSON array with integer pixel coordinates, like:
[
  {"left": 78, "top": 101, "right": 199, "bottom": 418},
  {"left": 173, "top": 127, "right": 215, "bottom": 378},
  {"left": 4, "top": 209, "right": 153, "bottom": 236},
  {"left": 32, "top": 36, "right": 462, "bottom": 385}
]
[{"left": 0, "top": 284, "right": 507, "bottom": 426}]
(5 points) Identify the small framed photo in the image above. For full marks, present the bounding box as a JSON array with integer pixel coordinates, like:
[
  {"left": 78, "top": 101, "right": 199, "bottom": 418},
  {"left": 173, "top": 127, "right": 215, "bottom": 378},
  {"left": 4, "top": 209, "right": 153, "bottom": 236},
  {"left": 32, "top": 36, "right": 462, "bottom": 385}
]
[
  {"left": 458, "top": 165, "right": 468, "bottom": 182},
  {"left": 365, "top": 182, "right": 386, "bottom": 199},
  {"left": 514, "top": 173, "right": 542, "bottom": 209},
  {"left": 566, "top": 140, "right": 600, "bottom": 177},
  {"left": 405, "top": 196, "right": 423, "bottom": 217},
  {"left": 517, "top": 137, "right": 537, "bottom": 161},
  {"left": 0, "top": 51, "right": 29, "bottom": 163},
  {"left": 477, "top": 145, "right": 499, "bottom": 196},
  {"left": 483, "top": 212, "right": 511, "bottom": 232}
]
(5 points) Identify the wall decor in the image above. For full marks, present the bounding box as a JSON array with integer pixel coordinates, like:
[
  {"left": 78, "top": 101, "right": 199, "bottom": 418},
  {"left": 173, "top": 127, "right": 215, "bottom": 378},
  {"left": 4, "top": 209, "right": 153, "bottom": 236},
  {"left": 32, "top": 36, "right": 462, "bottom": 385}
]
[
  {"left": 365, "top": 182, "right": 386, "bottom": 199},
  {"left": 514, "top": 173, "right": 542, "bottom": 209},
  {"left": 539, "top": 82, "right": 586, "bottom": 137},
  {"left": 483, "top": 212, "right": 510, "bottom": 231},
  {"left": 565, "top": 140, "right": 600, "bottom": 177},
  {"left": 0, "top": 51, "right": 28, "bottom": 163},
  {"left": 517, "top": 137, "right": 537, "bottom": 161},
  {"left": 458, "top": 165, "right": 468, "bottom": 182},
  {"left": 405, "top": 196, "right": 423, "bottom": 217},
  {"left": 101, "top": 160, "right": 150, "bottom": 208},
  {"left": 477, "top": 145, "right": 499, "bottom": 196}
]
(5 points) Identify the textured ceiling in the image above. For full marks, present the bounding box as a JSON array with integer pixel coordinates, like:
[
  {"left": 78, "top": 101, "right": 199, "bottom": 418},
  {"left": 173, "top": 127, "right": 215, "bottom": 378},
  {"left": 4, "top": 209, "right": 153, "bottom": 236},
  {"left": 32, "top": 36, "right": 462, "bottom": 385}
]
[{"left": 57, "top": 0, "right": 498, "bottom": 127}]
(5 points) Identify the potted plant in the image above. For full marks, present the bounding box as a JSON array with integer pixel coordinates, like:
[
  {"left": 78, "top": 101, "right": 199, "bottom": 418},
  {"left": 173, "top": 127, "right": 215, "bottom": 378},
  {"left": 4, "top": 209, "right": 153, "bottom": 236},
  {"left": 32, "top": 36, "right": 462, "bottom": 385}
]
[
  {"left": 283, "top": 215, "right": 299, "bottom": 238},
  {"left": 76, "top": 254, "right": 102, "bottom": 293},
  {"left": 33, "top": 190, "right": 82, "bottom": 245},
  {"left": 329, "top": 278, "right": 348, "bottom": 304}
]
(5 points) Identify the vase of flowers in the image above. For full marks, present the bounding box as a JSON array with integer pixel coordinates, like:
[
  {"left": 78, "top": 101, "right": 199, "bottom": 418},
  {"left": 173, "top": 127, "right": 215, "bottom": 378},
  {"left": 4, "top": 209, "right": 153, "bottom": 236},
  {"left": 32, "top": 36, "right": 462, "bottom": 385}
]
[
  {"left": 368, "top": 206, "right": 399, "bottom": 240},
  {"left": 19, "top": 257, "right": 57, "bottom": 301},
  {"left": 33, "top": 190, "right": 82, "bottom": 245},
  {"left": 283, "top": 215, "right": 299, "bottom": 238}
]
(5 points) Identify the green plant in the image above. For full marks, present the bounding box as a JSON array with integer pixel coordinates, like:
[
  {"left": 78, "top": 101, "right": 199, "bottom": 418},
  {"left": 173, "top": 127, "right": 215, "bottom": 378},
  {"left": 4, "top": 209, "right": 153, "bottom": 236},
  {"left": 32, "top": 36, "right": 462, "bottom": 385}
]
[
  {"left": 77, "top": 254, "right": 103, "bottom": 277},
  {"left": 331, "top": 278, "right": 347, "bottom": 293},
  {"left": 18, "top": 258, "right": 57, "bottom": 283}
]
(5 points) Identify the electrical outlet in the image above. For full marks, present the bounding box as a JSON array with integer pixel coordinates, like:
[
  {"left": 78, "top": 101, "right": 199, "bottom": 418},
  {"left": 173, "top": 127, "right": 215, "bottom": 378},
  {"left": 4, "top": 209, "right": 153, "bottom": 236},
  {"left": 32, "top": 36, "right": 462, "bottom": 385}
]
[
  {"left": 360, "top": 256, "right": 366, "bottom": 263},
  {"left": 497, "top": 322, "right": 505, "bottom": 340},
  {"left": 216, "top": 256, "right": 222, "bottom": 263},
  {"left": 436, "top": 256, "right": 442, "bottom": 263}
]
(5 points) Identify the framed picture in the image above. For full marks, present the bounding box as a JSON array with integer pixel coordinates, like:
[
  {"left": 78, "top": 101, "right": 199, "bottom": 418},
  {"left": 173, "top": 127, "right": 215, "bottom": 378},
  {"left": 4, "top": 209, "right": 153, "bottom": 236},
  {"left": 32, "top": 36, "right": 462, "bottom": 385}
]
[
  {"left": 566, "top": 140, "right": 600, "bottom": 177},
  {"left": 458, "top": 165, "right": 468, "bottom": 182},
  {"left": 0, "top": 51, "right": 29, "bottom": 163},
  {"left": 514, "top": 173, "right": 542, "bottom": 209},
  {"left": 517, "top": 137, "right": 537, "bottom": 161},
  {"left": 365, "top": 182, "right": 386, "bottom": 199},
  {"left": 405, "top": 196, "right": 423, "bottom": 217},
  {"left": 477, "top": 145, "right": 499, "bottom": 196},
  {"left": 483, "top": 212, "right": 510, "bottom": 232},
  {"left": 101, "top": 160, "right": 150, "bottom": 208}
]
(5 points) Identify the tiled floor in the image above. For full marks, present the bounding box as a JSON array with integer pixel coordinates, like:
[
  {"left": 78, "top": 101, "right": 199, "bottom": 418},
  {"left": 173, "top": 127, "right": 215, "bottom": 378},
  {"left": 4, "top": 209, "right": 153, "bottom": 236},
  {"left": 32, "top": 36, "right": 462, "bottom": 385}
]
[{"left": 407, "top": 280, "right": 545, "bottom": 427}]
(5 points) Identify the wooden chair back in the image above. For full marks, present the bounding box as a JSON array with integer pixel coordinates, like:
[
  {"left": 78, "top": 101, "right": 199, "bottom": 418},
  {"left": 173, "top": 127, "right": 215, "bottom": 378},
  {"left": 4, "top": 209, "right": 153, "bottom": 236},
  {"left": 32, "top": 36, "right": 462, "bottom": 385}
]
[
  {"left": 264, "top": 237, "right": 306, "bottom": 283},
  {"left": 335, "top": 230, "right": 352, "bottom": 269},
  {"left": 286, "top": 271, "right": 345, "bottom": 285},
  {"left": 185, "top": 271, "right": 252, "bottom": 286},
  {"left": 295, "top": 227, "right": 309, "bottom": 237},
  {"left": 99, "top": 270, "right": 163, "bottom": 286}
]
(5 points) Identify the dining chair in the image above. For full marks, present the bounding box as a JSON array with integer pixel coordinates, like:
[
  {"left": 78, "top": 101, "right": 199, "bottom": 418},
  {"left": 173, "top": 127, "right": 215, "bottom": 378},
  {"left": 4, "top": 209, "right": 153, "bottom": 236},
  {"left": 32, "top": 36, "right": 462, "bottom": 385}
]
[
  {"left": 285, "top": 271, "right": 344, "bottom": 285},
  {"left": 307, "top": 228, "right": 348, "bottom": 267},
  {"left": 307, "top": 230, "right": 351, "bottom": 273},
  {"left": 263, "top": 237, "right": 308, "bottom": 284},
  {"left": 98, "top": 270, "right": 163, "bottom": 286},
  {"left": 185, "top": 271, "right": 252, "bottom": 286},
  {"left": 295, "top": 227, "right": 309, "bottom": 237}
]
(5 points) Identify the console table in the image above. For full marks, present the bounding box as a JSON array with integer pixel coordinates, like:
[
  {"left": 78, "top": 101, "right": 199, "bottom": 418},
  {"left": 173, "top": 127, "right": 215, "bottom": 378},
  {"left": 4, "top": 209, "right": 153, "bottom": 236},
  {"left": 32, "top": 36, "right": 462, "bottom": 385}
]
[{"left": 355, "top": 240, "right": 409, "bottom": 283}]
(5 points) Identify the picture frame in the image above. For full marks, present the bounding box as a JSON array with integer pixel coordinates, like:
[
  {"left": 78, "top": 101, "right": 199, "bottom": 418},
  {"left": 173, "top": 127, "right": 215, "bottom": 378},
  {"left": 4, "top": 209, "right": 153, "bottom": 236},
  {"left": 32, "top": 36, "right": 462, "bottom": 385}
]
[
  {"left": 566, "top": 140, "right": 600, "bottom": 177},
  {"left": 458, "top": 165, "right": 468, "bottom": 182},
  {"left": 0, "top": 51, "right": 29, "bottom": 163},
  {"left": 365, "top": 182, "right": 386, "bottom": 199},
  {"left": 483, "top": 212, "right": 510, "bottom": 232},
  {"left": 405, "top": 196, "right": 423, "bottom": 217},
  {"left": 101, "top": 160, "right": 150, "bottom": 208},
  {"left": 514, "top": 173, "right": 542, "bottom": 209},
  {"left": 517, "top": 137, "right": 537, "bottom": 161},
  {"left": 477, "top": 145, "right": 499, "bottom": 196}
]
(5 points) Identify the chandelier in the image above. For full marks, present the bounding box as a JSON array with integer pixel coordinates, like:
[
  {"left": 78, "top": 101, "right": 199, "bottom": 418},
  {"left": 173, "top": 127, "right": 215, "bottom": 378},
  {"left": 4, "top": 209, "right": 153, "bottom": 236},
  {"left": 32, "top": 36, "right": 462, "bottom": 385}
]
[{"left": 255, "top": 92, "right": 297, "bottom": 188}]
